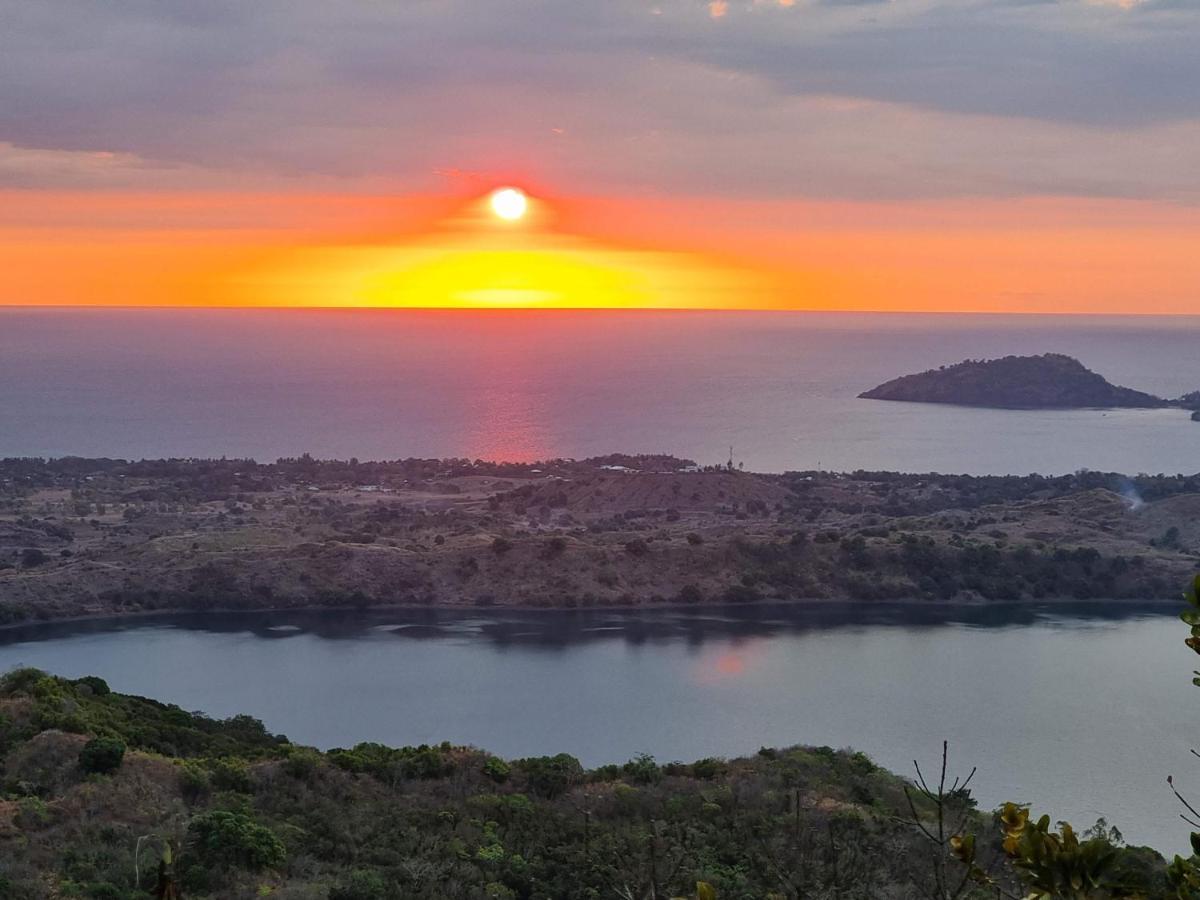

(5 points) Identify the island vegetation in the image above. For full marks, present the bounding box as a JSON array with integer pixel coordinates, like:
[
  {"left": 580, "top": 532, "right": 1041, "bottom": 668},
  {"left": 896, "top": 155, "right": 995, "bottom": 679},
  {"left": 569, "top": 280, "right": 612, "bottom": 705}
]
[
  {"left": 4, "top": 455, "right": 1200, "bottom": 624},
  {"left": 860, "top": 354, "right": 1197, "bottom": 411}
]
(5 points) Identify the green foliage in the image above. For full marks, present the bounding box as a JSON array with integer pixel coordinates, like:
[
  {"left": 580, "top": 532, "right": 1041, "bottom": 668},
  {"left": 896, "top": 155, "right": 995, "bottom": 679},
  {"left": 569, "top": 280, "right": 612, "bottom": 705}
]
[
  {"left": 328, "top": 869, "right": 389, "bottom": 900},
  {"left": 1181, "top": 575, "right": 1200, "bottom": 685},
  {"left": 622, "top": 752, "right": 663, "bottom": 785},
  {"left": 514, "top": 752, "right": 582, "bottom": 798},
  {"left": 71, "top": 676, "right": 111, "bottom": 697},
  {"left": 328, "top": 741, "right": 454, "bottom": 783},
  {"left": 15, "top": 796, "right": 51, "bottom": 828},
  {"left": 0, "top": 668, "right": 287, "bottom": 760},
  {"left": 78, "top": 737, "right": 125, "bottom": 775},
  {"left": 282, "top": 746, "right": 322, "bottom": 780},
  {"left": 207, "top": 756, "right": 253, "bottom": 793},
  {"left": 690, "top": 757, "right": 725, "bottom": 780},
  {"left": 482, "top": 756, "right": 511, "bottom": 783},
  {"left": 187, "top": 809, "right": 286, "bottom": 871},
  {"left": 178, "top": 759, "right": 212, "bottom": 801},
  {"left": 997, "top": 803, "right": 1124, "bottom": 899}
]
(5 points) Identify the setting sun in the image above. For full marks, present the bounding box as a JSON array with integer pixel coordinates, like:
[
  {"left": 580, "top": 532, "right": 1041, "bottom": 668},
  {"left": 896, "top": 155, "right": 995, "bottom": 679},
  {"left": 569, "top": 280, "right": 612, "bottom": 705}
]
[{"left": 490, "top": 187, "right": 528, "bottom": 222}]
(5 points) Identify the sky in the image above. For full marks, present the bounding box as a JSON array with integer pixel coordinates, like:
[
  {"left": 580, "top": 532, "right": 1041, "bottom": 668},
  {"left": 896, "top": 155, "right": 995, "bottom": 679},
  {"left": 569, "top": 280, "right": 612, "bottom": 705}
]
[{"left": 2, "top": 0, "right": 1198, "bottom": 313}]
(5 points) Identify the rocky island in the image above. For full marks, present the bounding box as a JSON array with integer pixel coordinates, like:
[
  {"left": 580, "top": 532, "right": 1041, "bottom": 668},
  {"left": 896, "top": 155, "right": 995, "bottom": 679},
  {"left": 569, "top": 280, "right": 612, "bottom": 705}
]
[{"left": 860, "top": 353, "right": 1169, "bottom": 409}]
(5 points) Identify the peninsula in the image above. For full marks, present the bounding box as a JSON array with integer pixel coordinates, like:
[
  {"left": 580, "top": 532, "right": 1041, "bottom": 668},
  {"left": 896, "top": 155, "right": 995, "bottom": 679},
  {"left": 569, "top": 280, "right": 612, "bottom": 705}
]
[{"left": 3, "top": 455, "right": 1198, "bottom": 623}]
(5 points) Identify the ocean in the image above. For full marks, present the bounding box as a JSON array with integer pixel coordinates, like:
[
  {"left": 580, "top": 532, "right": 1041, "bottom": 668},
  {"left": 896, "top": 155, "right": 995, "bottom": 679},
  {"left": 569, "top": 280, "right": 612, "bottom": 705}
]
[{"left": 3, "top": 307, "right": 1199, "bottom": 475}]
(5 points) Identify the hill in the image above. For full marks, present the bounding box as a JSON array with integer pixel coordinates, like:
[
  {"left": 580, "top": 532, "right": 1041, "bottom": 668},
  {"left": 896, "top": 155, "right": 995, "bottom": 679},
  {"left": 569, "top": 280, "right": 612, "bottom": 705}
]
[
  {"left": 859, "top": 353, "right": 1168, "bottom": 409},
  {"left": 0, "top": 669, "right": 1170, "bottom": 899},
  {"left": 4, "top": 457, "right": 1200, "bottom": 621}
]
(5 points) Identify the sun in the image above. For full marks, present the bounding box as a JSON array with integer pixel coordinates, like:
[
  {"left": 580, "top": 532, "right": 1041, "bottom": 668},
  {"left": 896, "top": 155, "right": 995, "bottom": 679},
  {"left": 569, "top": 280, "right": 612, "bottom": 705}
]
[{"left": 489, "top": 187, "right": 528, "bottom": 221}]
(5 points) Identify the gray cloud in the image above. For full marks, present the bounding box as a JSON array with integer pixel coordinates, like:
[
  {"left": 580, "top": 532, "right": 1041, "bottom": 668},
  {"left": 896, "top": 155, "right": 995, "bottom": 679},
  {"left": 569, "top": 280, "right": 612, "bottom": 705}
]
[{"left": 1, "top": 0, "right": 1198, "bottom": 200}]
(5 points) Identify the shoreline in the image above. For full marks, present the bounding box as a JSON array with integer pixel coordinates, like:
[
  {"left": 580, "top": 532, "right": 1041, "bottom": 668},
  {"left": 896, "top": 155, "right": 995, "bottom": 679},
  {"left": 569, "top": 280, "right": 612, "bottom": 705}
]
[{"left": 0, "top": 593, "right": 1182, "bottom": 636}]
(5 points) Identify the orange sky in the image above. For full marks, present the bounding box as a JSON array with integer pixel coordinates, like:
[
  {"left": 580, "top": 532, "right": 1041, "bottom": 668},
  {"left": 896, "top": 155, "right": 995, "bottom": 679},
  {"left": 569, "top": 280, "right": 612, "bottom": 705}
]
[{"left": 2, "top": 188, "right": 1198, "bottom": 314}]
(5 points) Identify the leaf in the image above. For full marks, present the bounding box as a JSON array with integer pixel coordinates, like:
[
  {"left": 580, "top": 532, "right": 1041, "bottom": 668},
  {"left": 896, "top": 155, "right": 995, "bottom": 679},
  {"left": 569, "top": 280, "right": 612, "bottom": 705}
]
[
  {"left": 696, "top": 882, "right": 717, "bottom": 900},
  {"left": 950, "top": 834, "right": 976, "bottom": 864}
]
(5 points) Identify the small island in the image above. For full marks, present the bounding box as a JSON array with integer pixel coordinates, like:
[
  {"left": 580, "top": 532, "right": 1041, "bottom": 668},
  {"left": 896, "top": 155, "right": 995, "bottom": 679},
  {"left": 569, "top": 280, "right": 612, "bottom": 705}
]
[{"left": 860, "top": 353, "right": 1170, "bottom": 409}]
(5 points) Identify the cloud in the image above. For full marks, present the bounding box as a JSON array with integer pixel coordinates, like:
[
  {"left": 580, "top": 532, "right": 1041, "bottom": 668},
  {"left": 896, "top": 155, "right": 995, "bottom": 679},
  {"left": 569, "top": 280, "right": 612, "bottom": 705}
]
[{"left": 1, "top": 0, "right": 1198, "bottom": 201}]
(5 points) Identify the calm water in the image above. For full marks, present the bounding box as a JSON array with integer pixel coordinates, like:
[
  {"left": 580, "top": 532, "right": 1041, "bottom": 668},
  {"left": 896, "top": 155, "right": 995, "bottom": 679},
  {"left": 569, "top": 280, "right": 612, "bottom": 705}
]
[
  {"left": 0, "top": 605, "right": 1195, "bottom": 853},
  {"left": 3, "top": 308, "right": 1200, "bottom": 474}
]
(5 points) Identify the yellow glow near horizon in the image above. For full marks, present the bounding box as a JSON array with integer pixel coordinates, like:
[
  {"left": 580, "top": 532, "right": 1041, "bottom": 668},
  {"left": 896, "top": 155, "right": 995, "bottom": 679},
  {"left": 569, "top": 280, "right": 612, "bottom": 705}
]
[
  {"left": 10, "top": 190, "right": 1199, "bottom": 313},
  {"left": 218, "top": 188, "right": 772, "bottom": 309},
  {"left": 489, "top": 187, "right": 528, "bottom": 221},
  {"left": 233, "top": 237, "right": 761, "bottom": 309}
]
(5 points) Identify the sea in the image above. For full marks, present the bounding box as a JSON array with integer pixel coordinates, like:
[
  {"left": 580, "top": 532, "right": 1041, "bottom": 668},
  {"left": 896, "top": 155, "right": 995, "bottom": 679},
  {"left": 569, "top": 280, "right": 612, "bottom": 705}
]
[{"left": 3, "top": 307, "right": 1200, "bottom": 475}]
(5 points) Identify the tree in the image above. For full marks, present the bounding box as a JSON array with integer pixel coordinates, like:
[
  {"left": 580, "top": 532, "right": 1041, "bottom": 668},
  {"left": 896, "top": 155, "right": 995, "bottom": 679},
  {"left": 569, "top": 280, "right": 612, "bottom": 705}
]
[
  {"left": 188, "top": 810, "right": 286, "bottom": 871},
  {"left": 515, "top": 753, "right": 582, "bottom": 798},
  {"left": 79, "top": 737, "right": 125, "bottom": 775}
]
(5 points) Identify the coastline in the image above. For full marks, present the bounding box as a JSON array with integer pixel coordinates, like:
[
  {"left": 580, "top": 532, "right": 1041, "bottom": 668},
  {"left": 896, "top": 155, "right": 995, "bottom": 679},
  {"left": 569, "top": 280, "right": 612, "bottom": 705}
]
[
  {"left": 0, "top": 593, "right": 1183, "bottom": 638},
  {"left": 5, "top": 457, "right": 1198, "bottom": 632}
]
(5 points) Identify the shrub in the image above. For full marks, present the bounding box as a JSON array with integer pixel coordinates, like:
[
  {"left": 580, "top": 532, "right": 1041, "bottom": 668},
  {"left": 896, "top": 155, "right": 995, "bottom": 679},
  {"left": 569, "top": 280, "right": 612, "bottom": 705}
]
[
  {"left": 79, "top": 737, "right": 125, "bottom": 775},
  {"left": 483, "top": 757, "right": 511, "bottom": 783},
  {"left": 188, "top": 810, "right": 286, "bottom": 871},
  {"left": 84, "top": 885, "right": 122, "bottom": 900},
  {"left": 179, "top": 760, "right": 211, "bottom": 801},
  {"left": 541, "top": 536, "right": 567, "bottom": 559},
  {"left": 850, "top": 751, "right": 877, "bottom": 774},
  {"left": 208, "top": 756, "right": 253, "bottom": 793},
  {"left": 516, "top": 753, "right": 582, "bottom": 798},
  {"left": 692, "top": 758, "right": 725, "bottom": 780},
  {"left": 328, "top": 742, "right": 453, "bottom": 783},
  {"left": 329, "top": 869, "right": 389, "bottom": 900},
  {"left": 491, "top": 537, "right": 513, "bottom": 555},
  {"left": 282, "top": 747, "right": 322, "bottom": 781},
  {"left": 72, "top": 676, "right": 111, "bottom": 696},
  {"left": 20, "top": 548, "right": 48, "bottom": 568},
  {"left": 15, "top": 796, "right": 51, "bottom": 828},
  {"left": 624, "top": 539, "right": 649, "bottom": 557},
  {"left": 622, "top": 753, "right": 662, "bottom": 785},
  {"left": 1, "top": 667, "right": 45, "bottom": 694}
]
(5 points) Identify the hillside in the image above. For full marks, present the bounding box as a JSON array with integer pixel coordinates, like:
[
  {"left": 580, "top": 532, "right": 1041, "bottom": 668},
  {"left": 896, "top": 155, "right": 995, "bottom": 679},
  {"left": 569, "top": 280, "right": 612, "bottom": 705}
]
[
  {"left": 4, "top": 457, "right": 1200, "bottom": 622},
  {"left": 860, "top": 354, "right": 1168, "bottom": 409},
  {"left": 0, "top": 669, "right": 1170, "bottom": 899}
]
